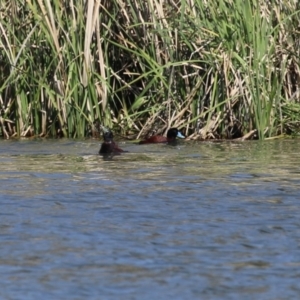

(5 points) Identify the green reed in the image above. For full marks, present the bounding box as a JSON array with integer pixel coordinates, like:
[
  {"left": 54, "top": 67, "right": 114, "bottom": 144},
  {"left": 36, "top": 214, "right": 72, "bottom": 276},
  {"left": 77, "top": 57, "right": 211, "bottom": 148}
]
[{"left": 0, "top": 0, "right": 300, "bottom": 139}]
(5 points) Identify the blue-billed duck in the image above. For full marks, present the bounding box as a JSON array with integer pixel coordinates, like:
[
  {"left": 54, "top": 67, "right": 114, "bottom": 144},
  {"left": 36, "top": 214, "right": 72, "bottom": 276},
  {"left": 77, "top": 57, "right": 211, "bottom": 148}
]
[
  {"left": 99, "top": 126, "right": 126, "bottom": 155},
  {"left": 139, "top": 127, "right": 185, "bottom": 144}
]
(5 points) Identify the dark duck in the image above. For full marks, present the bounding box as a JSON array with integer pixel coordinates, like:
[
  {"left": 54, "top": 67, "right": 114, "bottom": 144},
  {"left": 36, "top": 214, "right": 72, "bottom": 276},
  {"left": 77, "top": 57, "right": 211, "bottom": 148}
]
[
  {"left": 139, "top": 127, "right": 185, "bottom": 144},
  {"left": 99, "top": 126, "right": 126, "bottom": 156}
]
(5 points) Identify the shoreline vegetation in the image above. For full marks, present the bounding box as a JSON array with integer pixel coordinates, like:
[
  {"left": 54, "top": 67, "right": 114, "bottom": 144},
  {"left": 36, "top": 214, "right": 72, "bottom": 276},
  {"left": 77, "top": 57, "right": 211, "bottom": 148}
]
[{"left": 0, "top": 0, "right": 300, "bottom": 140}]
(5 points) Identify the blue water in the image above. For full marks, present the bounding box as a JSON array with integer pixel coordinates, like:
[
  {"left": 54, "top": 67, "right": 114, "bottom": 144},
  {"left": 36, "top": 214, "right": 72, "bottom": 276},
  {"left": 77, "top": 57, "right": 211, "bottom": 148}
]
[{"left": 0, "top": 138, "right": 300, "bottom": 299}]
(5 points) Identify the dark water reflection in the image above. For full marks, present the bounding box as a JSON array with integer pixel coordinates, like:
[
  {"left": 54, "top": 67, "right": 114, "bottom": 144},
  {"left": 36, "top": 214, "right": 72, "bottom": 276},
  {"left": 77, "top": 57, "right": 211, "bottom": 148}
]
[{"left": 1, "top": 138, "right": 300, "bottom": 299}]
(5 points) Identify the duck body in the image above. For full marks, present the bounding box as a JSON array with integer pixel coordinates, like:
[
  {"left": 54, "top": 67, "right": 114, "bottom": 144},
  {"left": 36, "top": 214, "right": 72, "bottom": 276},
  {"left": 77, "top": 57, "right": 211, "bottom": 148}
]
[
  {"left": 139, "top": 128, "right": 185, "bottom": 144},
  {"left": 99, "top": 128, "right": 126, "bottom": 155}
]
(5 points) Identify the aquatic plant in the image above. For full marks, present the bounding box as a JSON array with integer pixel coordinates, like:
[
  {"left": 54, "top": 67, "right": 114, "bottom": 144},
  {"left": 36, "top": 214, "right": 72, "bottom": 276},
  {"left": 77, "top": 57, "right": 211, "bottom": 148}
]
[{"left": 0, "top": 0, "right": 300, "bottom": 139}]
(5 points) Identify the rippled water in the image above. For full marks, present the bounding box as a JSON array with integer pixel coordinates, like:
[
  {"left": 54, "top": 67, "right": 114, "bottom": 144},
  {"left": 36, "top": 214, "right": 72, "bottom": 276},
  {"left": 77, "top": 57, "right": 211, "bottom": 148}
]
[{"left": 0, "top": 138, "right": 300, "bottom": 299}]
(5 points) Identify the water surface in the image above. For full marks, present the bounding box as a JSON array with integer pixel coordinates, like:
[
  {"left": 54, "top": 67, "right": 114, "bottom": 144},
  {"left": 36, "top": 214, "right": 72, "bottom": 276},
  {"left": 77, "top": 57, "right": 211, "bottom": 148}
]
[{"left": 0, "top": 138, "right": 300, "bottom": 299}]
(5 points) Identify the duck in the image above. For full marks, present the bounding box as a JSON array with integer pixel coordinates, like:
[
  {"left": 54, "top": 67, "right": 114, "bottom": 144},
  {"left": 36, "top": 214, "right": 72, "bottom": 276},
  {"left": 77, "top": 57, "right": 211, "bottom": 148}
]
[
  {"left": 99, "top": 126, "right": 126, "bottom": 155},
  {"left": 139, "top": 127, "right": 185, "bottom": 144}
]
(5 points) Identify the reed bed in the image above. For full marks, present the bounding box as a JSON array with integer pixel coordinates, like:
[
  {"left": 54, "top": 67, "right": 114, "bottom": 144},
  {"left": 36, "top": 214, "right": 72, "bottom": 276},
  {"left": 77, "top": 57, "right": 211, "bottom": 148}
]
[{"left": 0, "top": 0, "right": 300, "bottom": 139}]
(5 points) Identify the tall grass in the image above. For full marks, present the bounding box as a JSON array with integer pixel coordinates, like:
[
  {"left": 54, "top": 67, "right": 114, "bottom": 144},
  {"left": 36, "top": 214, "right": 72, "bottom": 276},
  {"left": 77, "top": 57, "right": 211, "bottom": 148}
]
[{"left": 0, "top": 0, "right": 300, "bottom": 139}]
